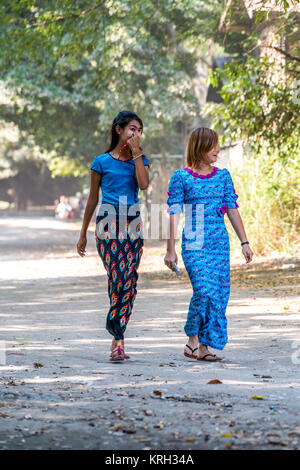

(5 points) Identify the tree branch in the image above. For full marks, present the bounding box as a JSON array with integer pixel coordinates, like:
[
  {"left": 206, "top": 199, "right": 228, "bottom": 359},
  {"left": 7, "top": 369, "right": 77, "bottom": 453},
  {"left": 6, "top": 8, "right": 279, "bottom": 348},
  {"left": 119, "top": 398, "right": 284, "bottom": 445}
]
[
  {"left": 273, "top": 46, "right": 300, "bottom": 63},
  {"left": 219, "top": 0, "right": 233, "bottom": 32},
  {"left": 263, "top": 45, "right": 300, "bottom": 63}
]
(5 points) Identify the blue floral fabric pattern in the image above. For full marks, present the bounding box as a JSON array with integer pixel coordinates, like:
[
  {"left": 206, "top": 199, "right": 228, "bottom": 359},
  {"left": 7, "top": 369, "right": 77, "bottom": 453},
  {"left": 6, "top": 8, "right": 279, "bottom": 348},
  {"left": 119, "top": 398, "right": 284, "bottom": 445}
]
[{"left": 167, "top": 167, "right": 239, "bottom": 350}]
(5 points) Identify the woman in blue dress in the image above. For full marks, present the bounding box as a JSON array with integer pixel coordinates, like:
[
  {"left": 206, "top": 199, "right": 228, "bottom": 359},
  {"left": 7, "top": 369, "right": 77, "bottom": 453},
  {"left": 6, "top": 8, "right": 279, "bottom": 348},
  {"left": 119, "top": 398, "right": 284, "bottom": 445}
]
[
  {"left": 77, "top": 111, "right": 149, "bottom": 361},
  {"left": 164, "top": 127, "right": 253, "bottom": 361}
]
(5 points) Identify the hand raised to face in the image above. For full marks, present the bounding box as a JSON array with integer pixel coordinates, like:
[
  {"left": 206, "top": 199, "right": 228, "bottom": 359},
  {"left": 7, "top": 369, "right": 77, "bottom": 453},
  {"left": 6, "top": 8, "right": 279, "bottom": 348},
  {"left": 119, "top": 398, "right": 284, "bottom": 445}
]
[{"left": 127, "top": 134, "right": 141, "bottom": 154}]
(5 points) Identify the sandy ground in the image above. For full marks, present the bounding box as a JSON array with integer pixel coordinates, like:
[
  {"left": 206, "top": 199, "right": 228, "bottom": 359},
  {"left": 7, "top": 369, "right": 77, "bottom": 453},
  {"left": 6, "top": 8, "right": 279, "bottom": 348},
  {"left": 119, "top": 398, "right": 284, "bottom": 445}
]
[{"left": 0, "top": 215, "right": 300, "bottom": 450}]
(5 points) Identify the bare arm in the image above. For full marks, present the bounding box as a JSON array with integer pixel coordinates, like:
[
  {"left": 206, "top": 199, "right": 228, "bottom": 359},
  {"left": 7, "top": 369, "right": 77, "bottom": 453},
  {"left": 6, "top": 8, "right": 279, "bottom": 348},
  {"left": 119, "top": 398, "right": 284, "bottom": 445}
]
[
  {"left": 164, "top": 213, "right": 180, "bottom": 270},
  {"left": 77, "top": 170, "right": 101, "bottom": 257},
  {"left": 134, "top": 157, "right": 149, "bottom": 190},
  {"left": 227, "top": 208, "right": 254, "bottom": 263},
  {"left": 226, "top": 208, "right": 247, "bottom": 242}
]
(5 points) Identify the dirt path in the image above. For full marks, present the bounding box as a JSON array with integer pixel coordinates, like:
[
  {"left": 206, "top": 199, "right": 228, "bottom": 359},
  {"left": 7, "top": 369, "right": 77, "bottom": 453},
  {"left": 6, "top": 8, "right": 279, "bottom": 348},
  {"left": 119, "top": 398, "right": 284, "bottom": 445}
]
[{"left": 0, "top": 216, "right": 299, "bottom": 450}]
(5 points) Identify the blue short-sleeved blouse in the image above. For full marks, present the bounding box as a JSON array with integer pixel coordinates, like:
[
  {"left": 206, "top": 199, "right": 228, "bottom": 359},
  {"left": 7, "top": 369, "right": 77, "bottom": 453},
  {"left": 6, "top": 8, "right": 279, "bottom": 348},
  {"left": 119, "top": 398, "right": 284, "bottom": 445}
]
[{"left": 90, "top": 152, "right": 149, "bottom": 206}]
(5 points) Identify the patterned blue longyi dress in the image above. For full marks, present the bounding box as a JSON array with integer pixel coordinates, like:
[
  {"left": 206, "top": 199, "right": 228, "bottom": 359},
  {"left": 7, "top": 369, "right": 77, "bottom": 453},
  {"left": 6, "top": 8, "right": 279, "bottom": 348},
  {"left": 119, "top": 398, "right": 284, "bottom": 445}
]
[{"left": 167, "top": 166, "right": 239, "bottom": 351}]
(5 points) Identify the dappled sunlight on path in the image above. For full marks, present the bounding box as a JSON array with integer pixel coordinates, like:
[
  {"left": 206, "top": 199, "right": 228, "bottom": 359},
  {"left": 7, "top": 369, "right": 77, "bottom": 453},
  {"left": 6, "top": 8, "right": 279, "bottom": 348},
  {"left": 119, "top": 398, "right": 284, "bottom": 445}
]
[{"left": 0, "top": 216, "right": 299, "bottom": 449}]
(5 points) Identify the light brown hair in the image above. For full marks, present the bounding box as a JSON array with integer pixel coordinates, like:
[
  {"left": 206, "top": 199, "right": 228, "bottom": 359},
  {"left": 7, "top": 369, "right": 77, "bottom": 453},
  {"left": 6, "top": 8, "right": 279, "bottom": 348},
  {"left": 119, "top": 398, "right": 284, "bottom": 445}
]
[{"left": 187, "top": 127, "right": 219, "bottom": 168}]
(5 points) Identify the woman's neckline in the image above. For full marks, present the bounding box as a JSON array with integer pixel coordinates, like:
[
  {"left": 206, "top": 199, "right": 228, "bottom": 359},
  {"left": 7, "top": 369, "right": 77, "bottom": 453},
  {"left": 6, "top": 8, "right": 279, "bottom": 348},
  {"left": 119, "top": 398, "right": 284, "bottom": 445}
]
[
  {"left": 183, "top": 166, "right": 218, "bottom": 179},
  {"left": 107, "top": 152, "right": 133, "bottom": 163}
]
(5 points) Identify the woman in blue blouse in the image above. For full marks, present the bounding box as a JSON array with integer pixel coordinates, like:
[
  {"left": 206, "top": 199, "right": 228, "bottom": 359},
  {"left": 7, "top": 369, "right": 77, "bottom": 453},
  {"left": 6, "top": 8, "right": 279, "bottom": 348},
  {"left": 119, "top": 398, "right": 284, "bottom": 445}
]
[
  {"left": 77, "top": 111, "right": 149, "bottom": 361},
  {"left": 164, "top": 127, "right": 253, "bottom": 361}
]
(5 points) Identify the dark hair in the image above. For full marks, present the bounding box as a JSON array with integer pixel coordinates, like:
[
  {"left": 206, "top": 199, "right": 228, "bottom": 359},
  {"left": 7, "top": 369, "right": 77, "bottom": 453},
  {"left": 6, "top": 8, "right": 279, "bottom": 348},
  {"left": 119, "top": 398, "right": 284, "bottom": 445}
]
[{"left": 105, "top": 110, "right": 143, "bottom": 153}]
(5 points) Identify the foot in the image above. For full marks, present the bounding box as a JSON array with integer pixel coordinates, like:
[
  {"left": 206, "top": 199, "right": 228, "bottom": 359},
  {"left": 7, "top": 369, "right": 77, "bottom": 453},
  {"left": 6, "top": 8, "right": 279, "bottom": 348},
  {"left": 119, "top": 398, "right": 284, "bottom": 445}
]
[
  {"left": 197, "top": 345, "right": 222, "bottom": 362},
  {"left": 110, "top": 339, "right": 130, "bottom": 360},
  {"left": 110, "top": 345, "right": 125, "bottom": 361},
  {"left": 184, "top": 343, "right": 199, "bottom": 359}
]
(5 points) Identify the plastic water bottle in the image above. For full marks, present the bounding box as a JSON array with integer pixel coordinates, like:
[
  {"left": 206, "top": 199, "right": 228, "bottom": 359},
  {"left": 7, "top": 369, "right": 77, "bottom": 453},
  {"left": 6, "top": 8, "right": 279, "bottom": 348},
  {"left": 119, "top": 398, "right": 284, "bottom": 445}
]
[{"left": 173, "top": 262, "right": 181, "bottom": 279}]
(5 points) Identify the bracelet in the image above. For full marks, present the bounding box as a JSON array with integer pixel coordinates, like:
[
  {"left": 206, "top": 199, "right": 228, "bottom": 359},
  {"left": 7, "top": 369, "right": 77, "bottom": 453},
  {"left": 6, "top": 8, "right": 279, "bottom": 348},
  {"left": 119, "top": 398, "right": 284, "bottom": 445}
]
[
  {"left": 241, "top": 241, "right": 249, "bottom": 246},
  {"left": 133, "top": 153, "right": 143, "bottom": 160}
]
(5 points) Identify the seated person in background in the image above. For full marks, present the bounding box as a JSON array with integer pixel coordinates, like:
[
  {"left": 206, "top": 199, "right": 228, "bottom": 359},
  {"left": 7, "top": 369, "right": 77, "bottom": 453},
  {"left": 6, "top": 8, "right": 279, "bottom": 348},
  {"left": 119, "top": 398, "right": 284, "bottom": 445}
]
[{"left": 55, "top": 195, "right": 73, "bottom": 219}]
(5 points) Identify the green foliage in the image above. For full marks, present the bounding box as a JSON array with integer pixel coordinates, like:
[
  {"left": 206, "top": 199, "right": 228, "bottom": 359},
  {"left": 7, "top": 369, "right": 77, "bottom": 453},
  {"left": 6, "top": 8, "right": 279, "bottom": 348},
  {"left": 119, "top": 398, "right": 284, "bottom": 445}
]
[
  {"left": 204, "top": 0, "right": 300, "bottom": 254},
  {"left": 205, "top": 56, "right": 300, "bottom": 160},
  {"left": 255, "top": 0, "right": 299, "bottom": 24},
  {"left": 0, "top": 0, "right": 225, "bottom": 175},
  {"left": 226, "top": 149, "right": 300, "bottom": 256}
]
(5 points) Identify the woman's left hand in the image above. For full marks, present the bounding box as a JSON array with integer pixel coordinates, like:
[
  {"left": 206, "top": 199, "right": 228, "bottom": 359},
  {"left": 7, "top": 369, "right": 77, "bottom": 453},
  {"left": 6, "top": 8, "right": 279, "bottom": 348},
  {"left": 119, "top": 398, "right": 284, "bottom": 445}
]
[
  {"left": 127, "top": 134, "right": 141, "bottom": 154},
  {"left": 242, "top": 244, "right": 254, "bottom": 264}
]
